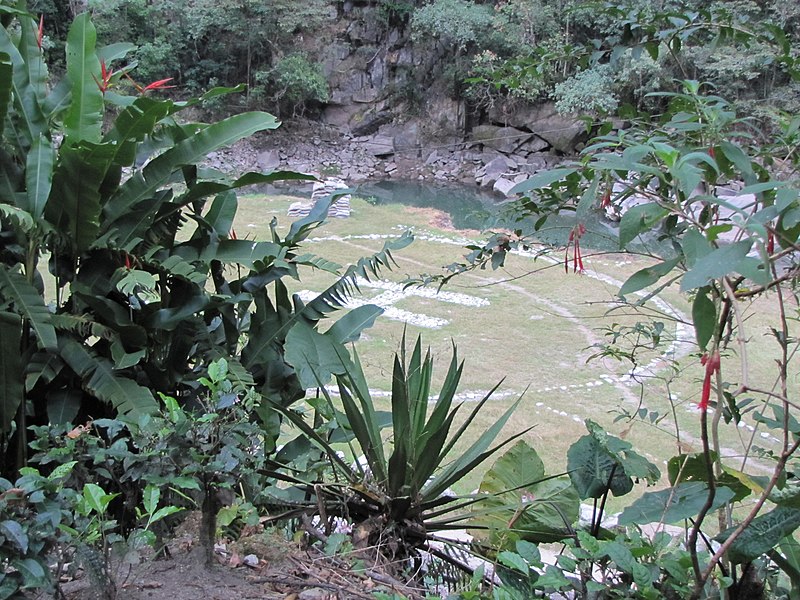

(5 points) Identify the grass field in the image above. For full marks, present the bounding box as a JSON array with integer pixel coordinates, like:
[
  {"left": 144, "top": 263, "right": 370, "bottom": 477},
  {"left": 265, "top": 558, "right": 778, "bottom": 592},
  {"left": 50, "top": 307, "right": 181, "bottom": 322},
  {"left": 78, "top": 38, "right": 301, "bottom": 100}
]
[{"left": 235, "top": 193, "right": 789, "bottom": 500}]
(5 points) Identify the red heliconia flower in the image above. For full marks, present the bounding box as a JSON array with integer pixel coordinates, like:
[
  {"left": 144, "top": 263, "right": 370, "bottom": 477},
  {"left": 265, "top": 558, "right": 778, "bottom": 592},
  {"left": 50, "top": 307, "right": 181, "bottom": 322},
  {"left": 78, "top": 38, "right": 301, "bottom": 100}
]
[
  {"left": 36, "top": 15, "right": 44, "bottom": 50},
  {"left": 699, "top": 350, "right": 721, "bottom": 412},
  {"left": 566, "top": 223, "right": 586, "bottom": 274},
  {"left": 141, "top": 77, "right": 175, "bottom": 93},
  {"left": 93, "top": 60, "right": 114, "bottom": 94}
]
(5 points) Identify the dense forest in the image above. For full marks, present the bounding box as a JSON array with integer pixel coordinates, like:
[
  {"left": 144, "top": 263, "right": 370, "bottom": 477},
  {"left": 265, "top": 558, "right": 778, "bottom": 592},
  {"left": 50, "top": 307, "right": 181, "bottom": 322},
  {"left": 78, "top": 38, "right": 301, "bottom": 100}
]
[{"left": 28, "top": 0, "right": 800, "bottom": 131}]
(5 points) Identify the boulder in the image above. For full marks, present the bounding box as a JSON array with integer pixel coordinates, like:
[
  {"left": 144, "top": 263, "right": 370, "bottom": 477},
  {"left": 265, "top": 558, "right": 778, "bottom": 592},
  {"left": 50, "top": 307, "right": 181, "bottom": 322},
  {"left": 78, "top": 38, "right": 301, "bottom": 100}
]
[
  {"left": 470, "top": 125, "right": 532, "bottom": 154},
  {"left": 256, "top": 149, "right": 281, "bottom": 171},
  {"left": 351, "top": 110, "right": 393, "bottom": 136},
  {"left": 493, "top": 177, "right": 517, "bottom": 196},
  {"left": 360, "top": 134, "right": 395, "bottom": 157},
  {"left": 488, "top": 102, "right": 586, "bottom": 154}
]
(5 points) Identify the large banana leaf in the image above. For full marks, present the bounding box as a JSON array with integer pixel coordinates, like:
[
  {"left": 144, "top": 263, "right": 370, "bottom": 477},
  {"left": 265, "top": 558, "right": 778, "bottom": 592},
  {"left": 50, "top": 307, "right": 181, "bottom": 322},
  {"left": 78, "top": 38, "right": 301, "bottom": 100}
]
[
  {"left": 63, "top": 12, "right": 102, "bottom": 143},
  {"left": 16, "top": 10, "right": 47, "bottom": 103},
  {"left": 0, "top": 52, "right": 11, "bottom": 139},
  {"left": 58, "top": 338, "right": 158, "bottom": 420},
  {"left": 0, "top": 20, "right": 46, "bottom": 150},
  {"left": 0, "top": 269, "right": 57, "bottom": 351},
  {"left": 0, "top": 311, "right": 22, "bottom": 434},
  {"left": 103, "top": 111, "right": 280, "bottom": 229},
  {"left": 48, "top": 142, "right": 115, "bottom": 252},
  {"left": 23, "top": 134, "right": 53, "bottom": 220}
]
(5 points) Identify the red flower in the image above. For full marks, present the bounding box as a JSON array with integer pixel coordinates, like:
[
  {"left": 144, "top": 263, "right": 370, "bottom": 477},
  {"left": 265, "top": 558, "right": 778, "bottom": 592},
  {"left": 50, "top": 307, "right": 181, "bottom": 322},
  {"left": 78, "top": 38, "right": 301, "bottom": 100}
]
[
  {"left": 93, "top": 60, "right": 114, "bottom": 94},
  {"left": 708, "top": 146, "right": 716, "bottom": 160},
  {"left": 699, "top": 350, "right": 721, "bottom": 411},
  {"left": 125, "top": 74, "right": 176, "bottom": 95},
  {"left": 36, "top": 15, "right": 44, "bottom": 50},
  {"left": 124, "top": 253, "right": 132, "bottom": 270},
  {"left": 230, "top": 228, "right": 238, "bottom": 240},
  {"left": 600, "top": 189, "right": 611, "bottom": 209},
  {"left": 767, "top": 230, "right": 775, "bottom": 255},
  {"left": 566, "top": 223, "right": 586, "bottom": 274}
]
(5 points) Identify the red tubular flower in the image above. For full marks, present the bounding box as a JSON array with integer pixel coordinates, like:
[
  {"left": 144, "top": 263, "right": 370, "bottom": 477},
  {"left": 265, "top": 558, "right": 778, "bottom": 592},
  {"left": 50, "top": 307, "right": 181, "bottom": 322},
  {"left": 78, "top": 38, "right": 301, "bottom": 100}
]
[
  {"left": 699, "top": 350, "right": 721, "bottom": 411},
  {"left": 565, "top": 223, "right": 586, "bottom": 274},
  {"left": 600, "top": 189, "right": 611, "bottom": 209},
  {"left": 36, "top": 15, "right": 44, "bottom": 50},
  {"left": 767, "top": 230, "right": 775, "bottom": 255},
  {"left": 708, "top": 146, "right": 716, "bottom": 160},
  {"left": 230, "top": 228, "right": 237, "bottom": 240},
  {"left": 124, "top": 253, "right": 132, "bottom": 270}
]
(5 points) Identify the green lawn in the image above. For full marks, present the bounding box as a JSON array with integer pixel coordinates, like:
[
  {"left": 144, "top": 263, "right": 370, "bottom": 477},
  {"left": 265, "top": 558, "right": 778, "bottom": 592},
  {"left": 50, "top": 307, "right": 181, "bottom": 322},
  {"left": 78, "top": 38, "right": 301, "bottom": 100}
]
[{"left": 235, "top": 193, "right": 787, "bottom": 498}]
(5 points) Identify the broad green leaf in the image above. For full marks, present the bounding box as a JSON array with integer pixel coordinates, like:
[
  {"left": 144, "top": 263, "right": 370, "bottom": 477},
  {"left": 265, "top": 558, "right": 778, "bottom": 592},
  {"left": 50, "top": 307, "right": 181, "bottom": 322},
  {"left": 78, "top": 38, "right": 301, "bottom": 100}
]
[
  {"left": 150, "top": 505, "right": 182, "bottom": 523},
  {"left": 326, "top": 305, "right": 383, "bottom": 344},
  {"left": 142, "top": 484, "right": 160, "bottom": 516},
  {"left": 567, "top": 434, "right": 633, "bottom": 499},
  {"left": 618, "top": 256, "right": 681, "bottom": 298},
  {"left": 203, "top": 191, "right": 238, "bottom": 237},
  {"left": 97, "top": 42, "right": 136, "bottom": 63},
  {"left": 58, "top": 338, "right": 158, "bottom": 419},
  {"left": 11, "top": 557, "right": 47, "bottom": 588},
  {"left": 0, "top": 52, "right": 11, "bottom": 139},
  {"left": 47, "top": 390, "right": 81, "bottom": 425},
  {"left": 719, "top": 141, "right": 755, "bottom": 183},
  {"left": 104, "top": 112, "right": 280, "bottom": 227},
  {"left": 681, "top": 240, "right": 753, "bottom": 291},
  {"left": 681, "top": 227, "right": 712, "bottom": 267},
  {"left": 717, "top": 506, "right": 800, "bottom": 564},
  {"left": 48, "top": 141, "right": 116, "bottom": 253},
  {"left": 0, "top": 520, "right": 28, "bottom": 553},
  {"left": 64, "top": 13, "right": 102, "bottom": 143},
  {"left": 0, "top": 270, "right": 57, "bottom": 351},
  {"left": 0, "top": 24, "right": 46, "bottom": 149},
  {"left": 48, "top": 461, "right": 77, "bottom": 481},
  {"left": 618, "top": 203, "right": 669, "bottom": 249},
  {"left": 509, "top": 168, "right": 577, "bottom": 195},
  {"left": 0, "top": 311, "right": 22, "bottom": 434},
  {"left": 284, "top": 320, "right": 354, "bottom": 390},
  {"left": 498, "top": 550, "right": 530, "bottom": 573},
  {"left": 618, "top": 482, "right": 734, "bottom": 525},
  {"left": 24, "top": 135, "right": 54, "bottom": 220},
  {"left": 692, "top": 287, "right": 716, "bottom": 351},
  {"left": 16, "top": 11, "right": 47, "bottom": 103}
]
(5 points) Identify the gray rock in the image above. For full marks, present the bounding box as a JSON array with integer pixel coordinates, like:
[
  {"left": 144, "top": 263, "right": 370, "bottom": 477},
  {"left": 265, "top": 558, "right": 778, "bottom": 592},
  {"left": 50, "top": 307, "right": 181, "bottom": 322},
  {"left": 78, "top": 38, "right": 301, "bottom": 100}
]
[
  {"left": 494, "top": 177, "right": 517, "bottom": 196},
  {"left": 351, "top": 110, "right": 393, "bottom": 137},
  {"left": 256, "top": 149, "right": 281, "bottom": 171},
  {"left": 470, "top": 125, "right": 532, "bottom": 154},
  {"left": 362, "top": 134, "right": 395, "bottom": 156}
]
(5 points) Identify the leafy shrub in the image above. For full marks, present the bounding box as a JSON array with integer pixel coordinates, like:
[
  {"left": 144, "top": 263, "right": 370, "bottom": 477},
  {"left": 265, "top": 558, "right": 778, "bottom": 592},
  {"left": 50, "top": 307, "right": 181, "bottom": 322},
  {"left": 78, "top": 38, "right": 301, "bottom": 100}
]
[
  {"left": 261, "top": 54, "right": 329, "bottom": 116},
  {"left": 411, "top": 0, "right": 494, "bottom": 52},
  {"left": 553, "top": 64, "right": 619, "bottom": 115}
]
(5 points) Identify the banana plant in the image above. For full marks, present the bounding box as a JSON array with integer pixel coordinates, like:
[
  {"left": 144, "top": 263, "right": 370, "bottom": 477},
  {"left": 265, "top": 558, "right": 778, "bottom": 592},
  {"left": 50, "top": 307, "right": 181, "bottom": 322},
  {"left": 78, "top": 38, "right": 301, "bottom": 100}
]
[
  {"left": 274, "top": 333, "right": 530, "bottom": 570},
  {"left": 0, "top": 4, "right": 410, "bottom": 476}
]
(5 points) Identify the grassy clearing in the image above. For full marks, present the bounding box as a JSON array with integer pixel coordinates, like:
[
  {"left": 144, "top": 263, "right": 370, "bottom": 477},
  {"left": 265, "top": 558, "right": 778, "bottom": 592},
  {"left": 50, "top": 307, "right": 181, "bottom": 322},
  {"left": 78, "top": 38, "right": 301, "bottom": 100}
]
[{"left": 234, "top": 193, "right": 788, "bottom": 497}]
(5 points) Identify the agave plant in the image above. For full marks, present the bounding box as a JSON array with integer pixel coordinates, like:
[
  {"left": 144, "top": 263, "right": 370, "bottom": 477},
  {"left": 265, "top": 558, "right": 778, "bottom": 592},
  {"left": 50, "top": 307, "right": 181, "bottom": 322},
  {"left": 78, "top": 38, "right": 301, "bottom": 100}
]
[{"left": 275, "top": 333, "right": 530, "bottom": 571}]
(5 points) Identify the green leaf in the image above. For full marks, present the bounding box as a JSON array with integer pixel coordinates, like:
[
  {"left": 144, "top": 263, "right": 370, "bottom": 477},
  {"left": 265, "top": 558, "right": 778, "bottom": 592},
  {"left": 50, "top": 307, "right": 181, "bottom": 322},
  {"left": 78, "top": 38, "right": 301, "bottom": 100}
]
[
  {"left": 618, "top": 482, "right": 735, "bottom": 525},
  {"left": 24, "top": 135, "right": 54, "bottom": 220},
  {"left": 142, "top": 485, "right": 159, "bottom": 516},
  {"left": 619, "top": 203, "right": 669, "bottom": 249},
  {"left": 718, "top": 506, "right": 800, "bottom": 564},
  {"left": 567, "top": 434, "right": 632, "bottom": 500},
  {"left": 104, "top": 112, "right": 280, "bottom": 229},
  {"left": 11, "top": 558, "right": 48, "bottom": 588},
  {"left": 0, "top": 52, "right": 12, "bottom": 140},
  {"left": 58, "top": 338, "right": 158, "bottom": 420},
  {"left": 0, "top": 520, "right": 28, "bottom": 553},
  {"left": 47, "top": 390, "right": 81, "bottom": 425},
  {"left": 48, "top": 461, "right": 77, "bottom": 481},
  {"left": 0, "top": 270, "right": 57, "bottom": 351},
  {"left": 64, "top": 13, "right": 102, "bottom": 143},
  {"left": 150, "top": 505, "right": 182, "bottom": 523},
  {"left": 83, "top": 483, "right": 111, "bottom": 514},
  {"left": 284, "top": 320, "right": 354, "bottom": 390},
  {"left": 498, "top": 550, "right": 530, "bottom": 573},
  {"left": 692, "top": 287, "right": 716, "bottom": 351},
  {"left": 0, "top": 24, "right": 46, "bottom": 150},
  {"left": 680, "top": 240, "right": 753, "bottom": 291},
  {"left": 509, "top": 168, "right": 577, "bottom": 195},
  {"left": 618, "top": 256, "right": 681, "bottom": 298},
  {"left": 0, "top": 311, "right": 22, "bottom": 434},
  {"left": 326, "top": 305, "right": 383, "bottom": 344}
]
